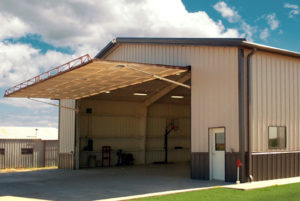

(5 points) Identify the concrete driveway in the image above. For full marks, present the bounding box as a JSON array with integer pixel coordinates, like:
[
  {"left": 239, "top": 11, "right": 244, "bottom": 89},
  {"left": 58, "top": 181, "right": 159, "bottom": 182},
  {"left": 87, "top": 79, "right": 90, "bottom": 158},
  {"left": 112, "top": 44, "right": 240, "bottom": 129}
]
[{"left": 0, "top": 163, "right": 227, "bottom": 201}]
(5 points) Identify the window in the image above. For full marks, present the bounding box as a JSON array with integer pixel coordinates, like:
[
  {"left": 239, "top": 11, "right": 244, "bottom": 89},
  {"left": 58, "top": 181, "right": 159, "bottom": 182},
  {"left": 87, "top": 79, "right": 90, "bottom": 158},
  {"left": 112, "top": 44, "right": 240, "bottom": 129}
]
[
  {"left": 215, "top": 132, "right": 225, "bottom": 151},
  {"left": 0, "top": 148, "right": 4, "bottom": 155},
  {"left": 268, "top": 126, "right": 286, "bottom": 149},
  {"left": 21, "top": 148, "right": 33, "bottom": 155}
]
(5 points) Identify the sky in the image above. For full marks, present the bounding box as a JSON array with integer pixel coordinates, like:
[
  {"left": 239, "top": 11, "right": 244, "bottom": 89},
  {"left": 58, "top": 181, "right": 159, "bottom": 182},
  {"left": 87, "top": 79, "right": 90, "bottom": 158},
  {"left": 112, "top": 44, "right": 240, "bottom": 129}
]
[{"left": 0, "top": 0, "right": 299, "bottom": 128}]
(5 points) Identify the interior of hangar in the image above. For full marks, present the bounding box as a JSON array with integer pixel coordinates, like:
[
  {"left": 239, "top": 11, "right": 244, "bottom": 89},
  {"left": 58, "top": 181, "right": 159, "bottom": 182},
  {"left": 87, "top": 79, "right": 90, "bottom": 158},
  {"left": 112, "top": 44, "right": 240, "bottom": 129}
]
[{"left": 77, "top": 72, "right": 191, "bottom": 168}]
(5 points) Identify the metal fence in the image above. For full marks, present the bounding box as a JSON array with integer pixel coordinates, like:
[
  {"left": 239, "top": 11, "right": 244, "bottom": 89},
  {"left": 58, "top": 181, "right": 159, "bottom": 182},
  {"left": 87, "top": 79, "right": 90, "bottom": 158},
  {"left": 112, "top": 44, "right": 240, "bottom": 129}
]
[{"left": 0, "top": 139, "right": 58, "bottom": 169}]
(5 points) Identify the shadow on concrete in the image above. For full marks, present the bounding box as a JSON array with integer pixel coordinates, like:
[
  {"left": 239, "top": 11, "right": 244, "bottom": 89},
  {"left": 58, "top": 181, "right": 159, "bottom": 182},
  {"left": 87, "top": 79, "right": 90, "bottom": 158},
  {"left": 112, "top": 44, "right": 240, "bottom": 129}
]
[{"left": 0, "top": 163, "right": 229, "bottom": 201}]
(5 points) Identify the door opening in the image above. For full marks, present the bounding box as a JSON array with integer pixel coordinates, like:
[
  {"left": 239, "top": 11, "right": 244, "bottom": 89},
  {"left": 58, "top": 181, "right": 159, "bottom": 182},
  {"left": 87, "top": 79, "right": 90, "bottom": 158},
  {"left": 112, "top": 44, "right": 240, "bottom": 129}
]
[{"left": 209, "top": 127, "right": 225, "bottom": 181}]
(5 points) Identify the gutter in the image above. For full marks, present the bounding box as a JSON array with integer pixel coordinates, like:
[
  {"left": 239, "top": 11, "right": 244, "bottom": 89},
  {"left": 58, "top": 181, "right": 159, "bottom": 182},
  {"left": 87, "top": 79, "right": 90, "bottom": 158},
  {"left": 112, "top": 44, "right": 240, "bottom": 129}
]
[
  {"left": 246, "top": 48, "right": 256, "bottom": 181},
  {"left": 95, "top": 39, "right": 117, "bottom": 59}
]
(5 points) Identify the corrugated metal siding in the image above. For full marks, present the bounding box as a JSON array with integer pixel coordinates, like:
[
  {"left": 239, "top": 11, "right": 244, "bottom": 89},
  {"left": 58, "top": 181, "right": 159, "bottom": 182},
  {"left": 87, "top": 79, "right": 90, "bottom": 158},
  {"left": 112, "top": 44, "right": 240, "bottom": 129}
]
[
  {"left": 225, "top": 152, "right": 243, "bottom": 182},
  {"left": 79, "top": 100, "right": 145, "bottom": 165},
  {"left": 106, "top": 44, "right": 239, "bottom": 152},
  {"left": 59, "top": 99, "right": 76, "bottom": 153},
  {"left": 0, "top": 152, "right": 5, "bottom": 169},
  {"left": 79, "top": 99, "right": 191, "bottom": 165},
  {"left": 191, "top": 152, "right": 209, "bottom": 180},
  {"left": 45, "top": 141, "right": 58, "bottom": 167},
  {"left": 58, "top": 153, "right": 74, "bottom": 169},
  {"left": 146, "top": 103, "right": 190, "bottom": 163},
  {"left": 0, "top": 139, "right": 58, "bottom": 168},
  {"left": 250, "top": 51, "right": 300, "bottom": 152},
  {"left": 252, "top": 152, "right": 300, "bottom": 181},
  {"left": 0, "top": 139, "right": 43, "bottom": 168}
]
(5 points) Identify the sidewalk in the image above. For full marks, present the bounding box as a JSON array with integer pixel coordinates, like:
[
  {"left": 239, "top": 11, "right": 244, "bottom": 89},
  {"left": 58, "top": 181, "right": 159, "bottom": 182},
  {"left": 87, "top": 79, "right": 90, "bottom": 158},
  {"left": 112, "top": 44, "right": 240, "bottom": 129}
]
[
  {"left": 102, "top": 177, "right": 300, "bottom": 200},
  {"left": 224, "top": 176, "right": 300, "bottom": 190}
]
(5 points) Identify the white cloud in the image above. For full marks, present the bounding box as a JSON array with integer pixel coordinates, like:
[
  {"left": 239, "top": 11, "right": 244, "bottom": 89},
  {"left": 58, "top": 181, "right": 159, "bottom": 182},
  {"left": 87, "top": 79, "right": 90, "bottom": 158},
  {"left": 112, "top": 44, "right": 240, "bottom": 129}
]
[
  {"left": 213, "top": 1, "right": 240, "bottom": 23},
  {"left": 0, "top": 98, "right": 58, "bottom": 109},
  {"left": 284, "top": 3, "right": 299, "bottom": 18},
  {"left": 0, "top": 0, "right": 242, "bottom": 89},
  {"left": 260, "top": 28, "right": 269, "bottom": 40},
  {"left": 0, "top": 112, "right": 58, "bottom": 127},
  {"left": 0, "top": 42, "right": 76, "bottom": 88},
  {"left": 0, "top": 0, "right": 239, "bottom": 57},
  {"left": 266, "top": 13, "right": 279, "bottom": 30},
  {"left": 0, "top": 13, "right": 29, "bottom": 41},
  {"left": 0, "top": 0, "right": 242, "bottom": 127},
  {"left": 213, "top": 1, "right": 255, "bottom": 40},
  {"left": 0, "top": 98, "right": 58, "bottom": 127}
]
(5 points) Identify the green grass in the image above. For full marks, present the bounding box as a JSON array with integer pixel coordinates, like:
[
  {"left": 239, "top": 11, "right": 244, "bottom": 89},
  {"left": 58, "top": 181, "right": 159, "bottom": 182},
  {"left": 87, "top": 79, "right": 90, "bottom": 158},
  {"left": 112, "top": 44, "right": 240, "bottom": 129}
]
[{"left": 133, "top": 183, "right": 300, "bottom": 201}]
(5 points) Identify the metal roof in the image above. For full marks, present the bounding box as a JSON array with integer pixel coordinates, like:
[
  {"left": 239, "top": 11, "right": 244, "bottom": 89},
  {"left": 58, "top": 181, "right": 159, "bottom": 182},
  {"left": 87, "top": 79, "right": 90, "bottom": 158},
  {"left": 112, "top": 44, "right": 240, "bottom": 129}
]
[
  {"left": 0, "top": 127, "right": 58, "bottom": 140},
  {"left": 95, "top": 37, "right": 300, "bottom": 59}
]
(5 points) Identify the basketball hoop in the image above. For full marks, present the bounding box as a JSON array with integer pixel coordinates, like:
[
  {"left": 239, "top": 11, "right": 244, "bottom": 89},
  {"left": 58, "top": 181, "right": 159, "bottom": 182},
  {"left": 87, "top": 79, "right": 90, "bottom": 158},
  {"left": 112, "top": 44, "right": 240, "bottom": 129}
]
[
  {"left": 171, "top": 125, "right": 179, "bottom": 131},
  {"left": 167, "top": 119, "right": 179, "bottom": 131}
]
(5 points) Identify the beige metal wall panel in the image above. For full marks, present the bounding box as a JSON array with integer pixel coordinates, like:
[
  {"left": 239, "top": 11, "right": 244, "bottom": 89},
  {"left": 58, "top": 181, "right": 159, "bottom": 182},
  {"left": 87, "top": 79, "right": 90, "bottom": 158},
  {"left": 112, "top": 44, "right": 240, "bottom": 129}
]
[
  {"left": 58, "top": 153, "right": 74, "bottom": 169},
  {"left": 44, "top": 141, "right": 58, "bottom": 167},
  {"left": 59, "top": 99, "right": 76, "bottom": 154},
  {"left": 79, "top": 99, "right": 191, "bottom": 165},
  {"left": 0, "top": 155, "right": 4, "bottom": 168},
  {"left": 91, "top": 116, "right": 143, "bottom": 138},
  {"left": 79, "top": 100, "right": 146, "bottom": 165},
  {"left": 106, "top": 44, "right": 239, "bottom": 152},
  {"left": 146, "top": 149, "right": 190, "bottom": 163},
  {"left": 146, "top": 104, "right": 190, "bottom": 163},
  {"left": 250, "top": 51, "right": 300, "bottom": 152},
  {"left": 0, "top": 139, "right": 46, "bottom": 168}
]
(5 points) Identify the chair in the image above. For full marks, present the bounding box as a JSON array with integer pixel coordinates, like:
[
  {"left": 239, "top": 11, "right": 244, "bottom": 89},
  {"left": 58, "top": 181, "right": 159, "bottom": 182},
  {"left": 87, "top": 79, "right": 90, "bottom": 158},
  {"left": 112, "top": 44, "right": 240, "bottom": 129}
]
[{"left": 102, "top": 146, "right": 111, "bottom": 167}]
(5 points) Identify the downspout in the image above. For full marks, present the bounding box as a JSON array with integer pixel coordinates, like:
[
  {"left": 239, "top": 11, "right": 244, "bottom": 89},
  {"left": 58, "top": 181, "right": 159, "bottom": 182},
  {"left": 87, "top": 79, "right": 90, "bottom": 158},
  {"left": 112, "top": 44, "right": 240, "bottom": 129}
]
[{"left": 247, "top": 48, "right": 256, "bottom": 181}]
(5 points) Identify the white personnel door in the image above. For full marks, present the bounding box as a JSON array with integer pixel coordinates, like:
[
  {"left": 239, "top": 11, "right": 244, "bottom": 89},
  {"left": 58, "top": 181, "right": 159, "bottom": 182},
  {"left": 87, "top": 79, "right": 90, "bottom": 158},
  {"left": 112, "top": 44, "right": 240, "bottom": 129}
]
[{"left": 209, "top": 127, "right": 225, "bottom": 181}]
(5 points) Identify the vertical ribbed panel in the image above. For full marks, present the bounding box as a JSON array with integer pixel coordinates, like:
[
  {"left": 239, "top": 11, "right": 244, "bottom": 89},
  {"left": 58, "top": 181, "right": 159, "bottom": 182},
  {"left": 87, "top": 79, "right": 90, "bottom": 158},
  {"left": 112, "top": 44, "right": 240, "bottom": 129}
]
[
  {"left": 225, "top": 152, "right": 243, "bottom": 182},
  {"left": 0, "top": 139, "right": 58, "bottom": 168},
  {"left": 0, "top": 139, "right": 44, "bottom": 168},
  {"left": 79, "top": 100, "right": 146, "bottom": 165},
  {"left": 252, "top": 153, "right": 300, "bottom": 181},
  {"left": 146, "top": 103, "right": 191, "bottom": 163},
  {"left": 44, "top": 141, "right": 58, "bottom": 167},
  {"left": 106, "top": 44, "right": 239, "bottom": 153},
  {"left": 58, "top": 153, "right": 74, "bottom": 169},
  {"left": 59, "top": 99, "right": 75, "bottom": 169},
  {"left": 79, "top": 99, "right": 191, "bottom": 165},
  {"left": 59, "top": 99, "right": 75, "bottom": 153},
  {"left": 250, "top": 52, "right": 300, "bottom": 152},
  {"left": 191, "top": 152, "right": 209, "bottom": 180}
]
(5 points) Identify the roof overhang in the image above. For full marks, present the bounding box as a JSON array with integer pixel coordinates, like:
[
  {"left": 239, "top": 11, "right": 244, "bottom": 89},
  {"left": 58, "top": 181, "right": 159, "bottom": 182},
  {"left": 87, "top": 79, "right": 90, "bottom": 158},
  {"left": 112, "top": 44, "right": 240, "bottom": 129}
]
[
  {"left": 4, "top": 55, "right": 189, "bottom": 100},
  {"left": 96, "top": 37, "right": 300, "bottom": 59}
]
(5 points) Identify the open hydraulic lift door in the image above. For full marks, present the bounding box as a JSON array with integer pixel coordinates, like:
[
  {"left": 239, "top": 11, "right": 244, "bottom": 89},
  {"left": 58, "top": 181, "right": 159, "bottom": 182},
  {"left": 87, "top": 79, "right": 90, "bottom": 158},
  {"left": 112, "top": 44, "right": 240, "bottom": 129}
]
[{"left": 4, "top": 54, "right": 190, "bottom": 99}]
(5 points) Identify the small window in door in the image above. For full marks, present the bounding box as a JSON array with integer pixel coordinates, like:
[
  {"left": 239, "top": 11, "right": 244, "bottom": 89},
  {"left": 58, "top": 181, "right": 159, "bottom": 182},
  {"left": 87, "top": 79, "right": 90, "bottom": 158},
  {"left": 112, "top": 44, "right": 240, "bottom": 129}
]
[{"left": 215, "top": 133, "right": 225, "bottom": 151}]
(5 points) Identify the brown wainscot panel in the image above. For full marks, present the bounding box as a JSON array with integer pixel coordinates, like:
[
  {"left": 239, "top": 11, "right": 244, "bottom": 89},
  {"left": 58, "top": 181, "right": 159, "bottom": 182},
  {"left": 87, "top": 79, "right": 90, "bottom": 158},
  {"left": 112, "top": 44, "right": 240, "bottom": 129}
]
[
  {"left": 225, "top": 152, "right": 244, "bottom": 182},
  {"left": 191, "top": 152, "right": 209, "bottom": 180},
  {"left": 58, "top": 153, "right": 74, "bottom": 169},
  {"left": 252, "top": 152, "right": 300, "bottom": 181}
]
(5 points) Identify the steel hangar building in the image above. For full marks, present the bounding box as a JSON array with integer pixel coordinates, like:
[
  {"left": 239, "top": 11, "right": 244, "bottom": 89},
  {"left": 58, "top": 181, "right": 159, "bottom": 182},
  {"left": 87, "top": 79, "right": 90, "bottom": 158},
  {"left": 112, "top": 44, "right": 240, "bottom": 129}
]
[{"left": 4, "top": 38, "right": 300, "bottom": 183}]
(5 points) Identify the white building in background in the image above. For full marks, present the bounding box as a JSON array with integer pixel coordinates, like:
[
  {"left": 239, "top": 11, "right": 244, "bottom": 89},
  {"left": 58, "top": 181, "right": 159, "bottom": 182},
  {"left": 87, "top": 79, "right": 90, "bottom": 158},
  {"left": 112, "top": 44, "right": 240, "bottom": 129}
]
[
  {"left": 0, "top": 127, "right": 58, "bottom": 140},
  {"left": 0, "top": 127, "right": 58, "bottom": 169}
]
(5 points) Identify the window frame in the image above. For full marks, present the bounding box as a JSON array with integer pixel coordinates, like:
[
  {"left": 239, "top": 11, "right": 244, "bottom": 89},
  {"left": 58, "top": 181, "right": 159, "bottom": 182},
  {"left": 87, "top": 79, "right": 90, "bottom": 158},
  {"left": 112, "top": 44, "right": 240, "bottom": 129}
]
[
  {"left": 215, "top": 132, "right": 225, "bottom": 151},
  {"left": 21, "top": 148, "right": 33, "bottom": 155},
  {"left": 0, "top": 148, "right": 4, "bottom": 155},
  {"left": 268, "top": 126, "right": 287, "bottom": 150}
]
